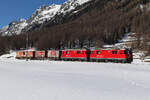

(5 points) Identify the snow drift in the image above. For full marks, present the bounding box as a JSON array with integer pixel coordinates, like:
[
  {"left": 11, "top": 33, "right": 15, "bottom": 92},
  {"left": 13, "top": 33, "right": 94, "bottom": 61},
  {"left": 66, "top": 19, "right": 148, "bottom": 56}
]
[{"left": 0, "top": 52, "right": 150, "bottom": 100}]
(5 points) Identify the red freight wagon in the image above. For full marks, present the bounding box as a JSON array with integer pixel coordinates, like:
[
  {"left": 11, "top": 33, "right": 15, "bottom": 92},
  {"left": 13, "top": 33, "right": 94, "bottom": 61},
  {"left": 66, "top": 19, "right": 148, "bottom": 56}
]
[
  {"left": 47, "top": 50, "right": 59, "bottom": 60},
  {"left": 35, "top": 51, "right": 46, "bottom": 59},
  {"left": 26, "top": 51, "right": 35, "bottom": 59},
  {"left": 16, "top": 51, "right": 26, "bottom": 59},
  {"left": 61, "top": 50, "right": 87, "bottom": 61}
]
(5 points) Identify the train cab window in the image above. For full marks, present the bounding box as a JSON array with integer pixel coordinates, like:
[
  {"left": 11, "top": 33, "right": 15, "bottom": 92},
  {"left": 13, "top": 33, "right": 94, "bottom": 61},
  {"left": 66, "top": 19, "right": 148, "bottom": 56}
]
[
  {"left": 92, "top": 51, "right": 95, "bottom": 54},
  {"left": 66, "top": 51, "right": 69, "bottom": 54},
  {"left": 96, "top": 51, "right": 100, "bottom": 54},
  {"left": 82, "top": 51, "right": 85, "bottom": 54},
  {"left": 112, "top": 51, "right": 117, "bottom": 54},
  {"left": 120, "top": 51, "right": 123, "bottom": 54},
  {"left": 124, "top": 50, "right": 129, "bottom": 54},
  {"left": 77, "top": 51, "right": 80, "bottom": 54}
]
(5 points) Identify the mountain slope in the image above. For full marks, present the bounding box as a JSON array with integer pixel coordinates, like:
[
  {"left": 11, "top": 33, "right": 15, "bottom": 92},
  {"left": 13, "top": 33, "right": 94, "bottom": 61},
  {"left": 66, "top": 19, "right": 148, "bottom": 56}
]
[
  {"left": 0, "top": 19, "right": 27, "bottom": 36},
  {"left": 0, "top": 0, "right": 91, "bottom": 35}
]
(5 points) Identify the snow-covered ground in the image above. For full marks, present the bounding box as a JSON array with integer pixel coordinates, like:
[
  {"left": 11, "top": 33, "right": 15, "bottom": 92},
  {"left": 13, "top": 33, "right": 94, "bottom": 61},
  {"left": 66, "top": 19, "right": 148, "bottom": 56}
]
[{"left": 0, "top": 52, "right": 150, "bottom": 100}]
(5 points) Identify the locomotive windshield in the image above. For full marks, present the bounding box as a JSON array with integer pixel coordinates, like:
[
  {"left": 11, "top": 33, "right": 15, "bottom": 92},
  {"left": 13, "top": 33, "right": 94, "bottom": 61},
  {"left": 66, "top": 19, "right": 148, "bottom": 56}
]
[
  {"left": 112, "top": 51, "right": 117, "bottom": 54},
  {"left": 124, "top": 50, "right": 131, "bottom": 54}
]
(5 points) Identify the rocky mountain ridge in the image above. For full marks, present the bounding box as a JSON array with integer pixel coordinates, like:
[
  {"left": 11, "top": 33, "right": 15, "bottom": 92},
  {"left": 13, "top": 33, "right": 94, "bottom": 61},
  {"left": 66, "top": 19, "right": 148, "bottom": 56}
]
[{"left": 0, "top": 0, "right": 91, "bottom": 36}]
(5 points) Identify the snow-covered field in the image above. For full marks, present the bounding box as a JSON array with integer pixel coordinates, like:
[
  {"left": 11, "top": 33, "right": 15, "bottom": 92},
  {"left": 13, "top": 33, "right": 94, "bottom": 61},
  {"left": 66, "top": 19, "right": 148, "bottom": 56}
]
[{"left": 0, "top": 52, "right": 150, "bottom": 100}]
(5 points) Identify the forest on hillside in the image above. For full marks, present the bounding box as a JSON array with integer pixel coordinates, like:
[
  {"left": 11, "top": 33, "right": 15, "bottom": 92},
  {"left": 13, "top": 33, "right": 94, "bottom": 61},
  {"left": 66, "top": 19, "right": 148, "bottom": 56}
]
[{"left": 0, "top": 0, "right": 150, "bottom": 55}]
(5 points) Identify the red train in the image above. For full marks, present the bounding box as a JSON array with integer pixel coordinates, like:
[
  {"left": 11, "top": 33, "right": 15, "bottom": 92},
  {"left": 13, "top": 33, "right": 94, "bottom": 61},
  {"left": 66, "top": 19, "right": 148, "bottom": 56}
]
[{"left": 16, "top": 49, "right": 133, "bottom": 63}]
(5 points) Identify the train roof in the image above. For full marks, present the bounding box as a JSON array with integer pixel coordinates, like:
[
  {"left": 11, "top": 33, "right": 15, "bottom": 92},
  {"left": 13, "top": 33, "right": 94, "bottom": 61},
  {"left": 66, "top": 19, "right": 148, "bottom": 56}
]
[{"left": 62, "top": 48, "right": 131, "bottom": 51}]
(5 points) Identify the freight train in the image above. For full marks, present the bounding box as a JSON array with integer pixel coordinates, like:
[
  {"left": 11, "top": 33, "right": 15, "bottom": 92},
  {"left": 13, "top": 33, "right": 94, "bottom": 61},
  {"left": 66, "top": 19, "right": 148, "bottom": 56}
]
[{"left": 16, "top": 49, "right": 133, "bottom": 63}]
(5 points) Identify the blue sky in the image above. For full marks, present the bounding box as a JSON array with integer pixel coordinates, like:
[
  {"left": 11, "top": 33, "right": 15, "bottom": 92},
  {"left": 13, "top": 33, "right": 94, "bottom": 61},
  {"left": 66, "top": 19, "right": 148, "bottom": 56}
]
[{"left": 0, "top": 0, "right": 66, "bottom": 28}]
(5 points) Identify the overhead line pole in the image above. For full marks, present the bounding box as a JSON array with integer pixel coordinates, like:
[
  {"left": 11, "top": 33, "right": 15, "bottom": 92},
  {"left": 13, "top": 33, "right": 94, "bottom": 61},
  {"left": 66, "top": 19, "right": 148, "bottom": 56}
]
[{"left": 26, "top": 32, "right": 29, "bottom": 61}]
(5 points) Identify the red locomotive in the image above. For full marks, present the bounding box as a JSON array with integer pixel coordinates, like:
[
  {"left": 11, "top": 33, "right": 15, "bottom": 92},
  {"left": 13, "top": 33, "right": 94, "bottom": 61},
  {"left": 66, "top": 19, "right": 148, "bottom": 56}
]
[
  {"left": 16, "top": 49, "right": 133, "bottom": 63},
  {"left": 61, "top": 49, "right": 133, "bottom": 63}
]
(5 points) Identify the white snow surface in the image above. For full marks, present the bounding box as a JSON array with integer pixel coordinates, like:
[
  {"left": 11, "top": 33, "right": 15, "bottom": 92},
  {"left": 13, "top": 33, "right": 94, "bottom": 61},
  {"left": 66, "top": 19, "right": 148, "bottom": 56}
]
[
  {"left": 0, "top": 52, "right": 150, "bottom": 100},
  {"left": 76, "top": 0, "right": 91, "bottom": 5},
  {"left": 59, "top": 0, "right": 91, "bottom": 14}
]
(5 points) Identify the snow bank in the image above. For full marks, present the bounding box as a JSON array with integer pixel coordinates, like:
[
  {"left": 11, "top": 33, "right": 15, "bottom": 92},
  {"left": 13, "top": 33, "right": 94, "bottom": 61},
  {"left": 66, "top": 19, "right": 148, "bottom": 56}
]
[
  {"left": 0, "top": 51, "right": 150, "bottom": 100},
  {"left": 0, "top": 51, "right": 16, "bottom": 60}
]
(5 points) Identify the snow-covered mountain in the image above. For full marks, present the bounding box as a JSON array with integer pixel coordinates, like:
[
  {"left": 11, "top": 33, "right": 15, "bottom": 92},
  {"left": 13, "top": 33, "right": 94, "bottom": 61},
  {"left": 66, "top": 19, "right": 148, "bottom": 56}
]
[
  {"left": 23, "top": 4, "right": 61, "bottom": 31},
  {"left": 0, "top": 19, "right": 27, "bottom": 36},
  {"left": 29, "top": 4, "right": 61, "bottom": 25},
  {"left": 0, "top": 0, "right": 91, "bottom": 36}
]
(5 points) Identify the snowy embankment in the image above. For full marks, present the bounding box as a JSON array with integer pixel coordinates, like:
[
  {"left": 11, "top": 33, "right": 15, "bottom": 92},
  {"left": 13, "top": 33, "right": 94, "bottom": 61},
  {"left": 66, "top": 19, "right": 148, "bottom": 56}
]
[{"left": 0, "top": 52, "right": 150, "bottom": 100}]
